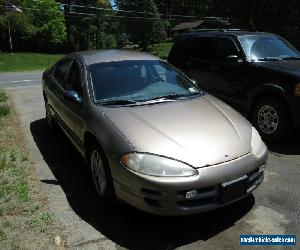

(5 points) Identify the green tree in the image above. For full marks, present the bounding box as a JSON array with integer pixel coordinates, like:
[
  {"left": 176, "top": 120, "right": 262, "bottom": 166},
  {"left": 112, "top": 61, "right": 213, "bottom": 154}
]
[
  {"left": 62, "top": 0, "right": 118, "bottom": 51},
  {"left": 19, "top": 0, "right": 67, "bottom": 49},
  {"left": 0, "top": 12, "right": 36, "bottom": 51},
  {"left": 116, "top": 0, "right": 169, "bottom": 50},
  {"left": 0, "top": 0, "right": 67, "bottom": 52}
]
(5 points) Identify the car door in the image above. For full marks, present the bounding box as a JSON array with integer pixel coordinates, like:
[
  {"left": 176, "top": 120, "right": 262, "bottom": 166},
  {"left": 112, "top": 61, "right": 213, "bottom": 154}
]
[
  {"left": 209, "top": 37, "right": 248, "bottom": 109},
  {"left": 49, "top": 58, "right": 74, "bottom": 122},
  {"left": 59, "top": 58, "right": 86, "bottom": 148},
  {"left": 186, "top": 36, "right": 214, "bottom": 91}
]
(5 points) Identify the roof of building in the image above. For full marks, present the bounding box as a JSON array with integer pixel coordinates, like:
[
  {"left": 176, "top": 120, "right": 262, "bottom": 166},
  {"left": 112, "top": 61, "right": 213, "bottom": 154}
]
[{"left": 171, "top": 17, "right": 231, "bottom": 32}]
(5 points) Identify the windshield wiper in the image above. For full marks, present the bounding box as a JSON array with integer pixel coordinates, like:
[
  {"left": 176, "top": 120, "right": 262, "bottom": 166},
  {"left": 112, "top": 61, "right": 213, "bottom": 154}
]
[
  {"left": 281, "top": 56, "right": 300, "bottom": 60},
  {"left": 99, "top": 99, "right": 137, "bottom": 106},
  {"left": 256, "top": 57, "right": 282, "bottom": 61},
  {"left": 145, "top": 92, "right": 200, "bottom": 102}
]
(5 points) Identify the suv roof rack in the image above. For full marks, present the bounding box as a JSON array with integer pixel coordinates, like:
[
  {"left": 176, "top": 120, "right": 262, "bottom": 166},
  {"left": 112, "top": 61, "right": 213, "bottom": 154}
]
[{"left": 190, "top": 28, "right": 248, "bottom": 33}]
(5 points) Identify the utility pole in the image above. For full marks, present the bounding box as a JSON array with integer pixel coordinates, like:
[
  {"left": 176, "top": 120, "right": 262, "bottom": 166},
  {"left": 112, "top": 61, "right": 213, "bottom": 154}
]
[
  {"left": 5, "top": 1, "right": 13, "bottom": 53},
  {"left": 4, "top": 1, "right": 22, "bottom": 53}
]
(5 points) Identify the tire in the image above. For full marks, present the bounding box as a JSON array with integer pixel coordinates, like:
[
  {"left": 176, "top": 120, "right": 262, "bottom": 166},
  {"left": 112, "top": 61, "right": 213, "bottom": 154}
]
[
  {"left": 88, "top": 141, "right": 115, "bottom": 203},
  {"left": 252, "top": 97, "right": 291, "bottom": 142},
  {"left": 45, "top": 102, "right": 57, "bottom": 130}
]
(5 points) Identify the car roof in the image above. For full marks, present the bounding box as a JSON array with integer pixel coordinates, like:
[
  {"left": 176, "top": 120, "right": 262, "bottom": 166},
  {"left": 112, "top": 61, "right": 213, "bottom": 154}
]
[
  {"left": 180, "top": 30, "right": 275, "bottom": 38},
  {"left": 74, "top": 50, "right": 159, "bottom": 65}
]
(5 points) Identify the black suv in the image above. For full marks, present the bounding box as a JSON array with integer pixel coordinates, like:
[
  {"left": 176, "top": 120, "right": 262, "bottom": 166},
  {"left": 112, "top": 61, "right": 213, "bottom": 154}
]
[{"left": 168, "top": 30, "right": 300, "bottom": 141}]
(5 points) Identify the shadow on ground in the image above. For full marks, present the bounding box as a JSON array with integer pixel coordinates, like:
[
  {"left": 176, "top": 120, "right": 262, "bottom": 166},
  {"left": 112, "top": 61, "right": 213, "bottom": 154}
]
[
  {"left": 31, "top": 118, "right": 255, "bottom": 250},
  {"left": 267, "top": 131, "right": 300, "bottom": 155}
]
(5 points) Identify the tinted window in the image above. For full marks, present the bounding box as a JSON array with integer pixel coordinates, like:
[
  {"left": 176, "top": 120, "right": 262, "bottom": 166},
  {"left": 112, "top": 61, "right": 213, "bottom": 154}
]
[
  {"left": 168, "top": 38, "right": 189, "bottom": 66},
  {"left": 190, "top": 37, "right": 214, "bottom": 61},
  {"left": 89, "top": 60, "right": 201, "bottom": 103},
  {"left": 215, "top": 38, "right": 238, "bottom": 62},
  {"left": 53, "top": 59, "right": 73, "bottom": 85},
  {"left": 64, "top": 61, "right": 83, "bottom": 96}
]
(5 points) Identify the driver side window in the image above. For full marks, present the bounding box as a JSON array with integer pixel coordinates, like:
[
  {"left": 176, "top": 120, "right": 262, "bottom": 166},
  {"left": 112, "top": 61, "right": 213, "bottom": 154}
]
[
  {"left": 216, "top": 38, "right": 239, "bottom": 62},
  {"left": 53, "top": 59, "right": 73, "bottom": 86},
  {"left": 64, "top": 61, "right": 83, "bottom": 96}
]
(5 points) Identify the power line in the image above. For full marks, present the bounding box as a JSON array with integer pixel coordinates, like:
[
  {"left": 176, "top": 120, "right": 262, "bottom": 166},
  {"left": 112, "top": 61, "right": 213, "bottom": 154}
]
[
  {"left": 67, "top": 11, "right": 178, "bottom": 21},
  {"left": 0, "top": 5, "right": 196, "bottom": 21},
  {"left": 115, "top": 1, "right": 201, "bottom": 8},
  {"left": 0, "top": 4, "right": 61, "bottom": 13},
  {"left": 0, "top": 5, "right": 189, "bottom": 22},
  {"left": 62, "top": 3, "right": 196, "bottom": 18}
]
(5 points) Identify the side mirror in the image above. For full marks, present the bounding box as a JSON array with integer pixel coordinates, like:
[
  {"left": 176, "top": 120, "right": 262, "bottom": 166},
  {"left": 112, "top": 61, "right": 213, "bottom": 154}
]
[
  {"left": 63, "top": 90, "right": 83, "bottom": 104},
  {"left": 226, "top": 55, "right": 244, "bottom": 65}
]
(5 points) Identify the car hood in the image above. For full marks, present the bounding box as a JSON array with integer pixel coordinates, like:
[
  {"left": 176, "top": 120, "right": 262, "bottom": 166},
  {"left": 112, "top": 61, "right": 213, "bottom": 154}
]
[
  {"left": 256, "top": 60, "right": 300, "bottom": 78},
  {"left": 102, "top": 95, "right": 252, "bottom": 168}
]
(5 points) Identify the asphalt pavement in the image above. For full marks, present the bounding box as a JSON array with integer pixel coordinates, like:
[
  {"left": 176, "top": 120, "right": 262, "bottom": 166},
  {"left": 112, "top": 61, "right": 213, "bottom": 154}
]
[
  {"left": 0, "top": 71, "right": 42, "bottom": 89},
  {"left": 2, "top": 72, "right": 300, "bottom": 250}
]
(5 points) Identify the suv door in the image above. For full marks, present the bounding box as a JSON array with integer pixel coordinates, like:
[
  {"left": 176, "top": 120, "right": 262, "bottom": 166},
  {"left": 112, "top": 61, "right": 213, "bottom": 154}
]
[
  {"left": 186, "top": 36, "right": 214, "bottom": 91},
  {"left": 60, "top": 59, "right": 85, "bottom": 148},
  {"left": 209, "top": 37, "right": 248, "bottom": 109}
]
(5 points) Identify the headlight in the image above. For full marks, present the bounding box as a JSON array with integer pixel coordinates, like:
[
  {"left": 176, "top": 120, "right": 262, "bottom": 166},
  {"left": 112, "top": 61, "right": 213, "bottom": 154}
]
[
  {"left": 251, "top": 127, "right": 265, "bottom": 158},
  {"left": 294, "top": 83, "right": 300, "bottom": 96},
  {"left": 121, "top": 153, "right": 197, "bottom": 177}
]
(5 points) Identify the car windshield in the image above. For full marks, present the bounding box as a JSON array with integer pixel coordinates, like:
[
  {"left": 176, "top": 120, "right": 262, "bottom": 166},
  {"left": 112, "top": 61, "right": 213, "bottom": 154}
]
[
  {"left": 239, "top": 35, "right": 300, "bottom": 62},
  {"left": 89, "top": 60, "right": 201, "bottom": 104}
]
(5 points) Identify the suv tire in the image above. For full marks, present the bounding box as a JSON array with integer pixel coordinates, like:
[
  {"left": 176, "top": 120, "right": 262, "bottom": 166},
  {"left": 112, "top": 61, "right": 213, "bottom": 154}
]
[{"left": 252, "top": 97, "right": 291, "bottom": 141}]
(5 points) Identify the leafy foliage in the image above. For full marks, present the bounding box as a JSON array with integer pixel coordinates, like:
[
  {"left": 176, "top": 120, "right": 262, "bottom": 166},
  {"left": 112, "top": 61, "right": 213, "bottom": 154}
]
[
  {"left": 116, "top": 0, "right": 169, "bottom": 50},
  {"left": 154, "top": 0, "right": 300, "bottom": 49},
  {"left": 1, "top": 0, "right": 300, "bottom": 52},
  {"left": 0, "top": 0, "right": 66, "bottom": 52}
]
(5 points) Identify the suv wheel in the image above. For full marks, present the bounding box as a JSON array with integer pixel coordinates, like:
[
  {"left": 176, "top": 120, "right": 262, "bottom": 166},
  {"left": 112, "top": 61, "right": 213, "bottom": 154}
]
[
  {"left": 88, "top": 142, "right": 115, "bottom": 202},
  {"left": 252, "top": 97, "right": 291, "bottom": 141}
]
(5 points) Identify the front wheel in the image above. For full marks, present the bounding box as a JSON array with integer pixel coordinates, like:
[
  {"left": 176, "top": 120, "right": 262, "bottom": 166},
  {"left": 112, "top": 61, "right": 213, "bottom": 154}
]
[
  {"left": 252, "top": 97, "right": 291, "bottom": 141},
  {"left": 89, "top": 142, "right": 115, "bottom": 202}
]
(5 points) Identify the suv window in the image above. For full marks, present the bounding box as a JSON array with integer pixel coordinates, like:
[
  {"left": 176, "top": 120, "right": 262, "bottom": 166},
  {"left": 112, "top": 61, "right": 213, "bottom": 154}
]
[
  {"left": 190, "top": 36, "right": 214, "bottom": 61},
  {"left": 53, "top": 59, "right": 73, "bottom": 85},
  {"left": 64, "top": 61, "right": 83, "bottom": 96},
  {"left": 215, "top": 38, "right": 239, "bottom": 62},
  {"left": 168, "top": 37, "right": 189, "bottom": 67}
]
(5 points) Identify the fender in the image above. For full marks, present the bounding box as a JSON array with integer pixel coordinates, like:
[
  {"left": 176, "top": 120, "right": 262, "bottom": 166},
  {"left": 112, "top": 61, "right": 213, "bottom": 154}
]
[{"left": 246, "top": 83, "right": 288, "bottom": 112}]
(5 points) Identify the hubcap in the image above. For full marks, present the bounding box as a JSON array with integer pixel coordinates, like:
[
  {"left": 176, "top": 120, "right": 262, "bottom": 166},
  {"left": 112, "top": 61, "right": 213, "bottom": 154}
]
[
  {"left": 257, "top": 105, "right": 279, "bottom": 134},
  {"left": 90, "top": 150, "right": 107, "bottom": 196}
]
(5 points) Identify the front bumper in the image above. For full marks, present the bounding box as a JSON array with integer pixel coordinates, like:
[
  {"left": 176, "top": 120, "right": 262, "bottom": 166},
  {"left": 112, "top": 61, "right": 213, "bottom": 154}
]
[{"left": 112, "top": 151, "right": 267, "bottom": 216}]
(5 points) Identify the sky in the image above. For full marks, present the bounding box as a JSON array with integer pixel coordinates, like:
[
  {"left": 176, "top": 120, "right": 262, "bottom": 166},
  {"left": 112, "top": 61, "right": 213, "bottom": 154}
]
[{"left": 109, "top": 0, "right": 116, "bottom": 9}]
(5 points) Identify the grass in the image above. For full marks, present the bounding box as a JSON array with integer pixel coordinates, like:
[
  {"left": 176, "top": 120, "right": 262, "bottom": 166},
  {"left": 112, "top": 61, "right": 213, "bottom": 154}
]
[
  {"left": 0, "top": 91, "right": 9, "bottom": 118},
  {"left": 0, "top": 90, "right": 58, "bottom": 249},
  {"left": 0, "top": 43, "right": 172, "bottom": 73},
  {"left": 144, "top": 42, "right": 173, "bottom": 60},
  {"left": 0, "top": 53, "right": 63, "bottom": 73}
]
